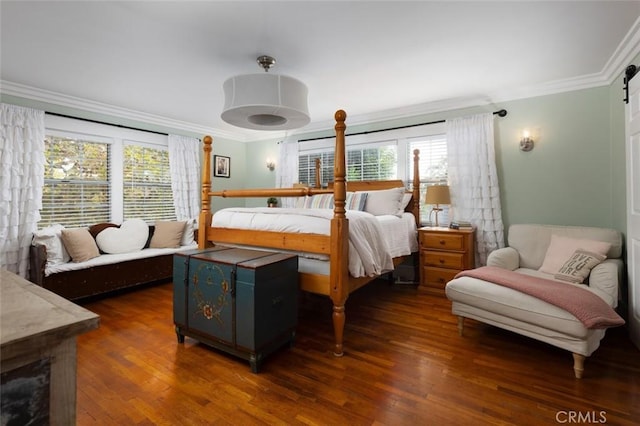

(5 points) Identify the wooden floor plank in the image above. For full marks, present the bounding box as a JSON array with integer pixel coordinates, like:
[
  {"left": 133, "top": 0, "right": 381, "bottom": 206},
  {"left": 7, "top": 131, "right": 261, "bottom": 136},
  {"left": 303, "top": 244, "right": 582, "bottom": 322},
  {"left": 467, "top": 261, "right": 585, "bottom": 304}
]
[{"left": 76, "top": 280, "right": 640, "bottom": 425}]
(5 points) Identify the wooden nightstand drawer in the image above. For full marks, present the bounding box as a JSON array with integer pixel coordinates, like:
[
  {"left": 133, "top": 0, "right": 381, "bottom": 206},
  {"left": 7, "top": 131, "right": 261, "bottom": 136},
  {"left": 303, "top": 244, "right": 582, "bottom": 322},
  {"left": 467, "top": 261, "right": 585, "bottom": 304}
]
[
  {"left": 418, "top": 227, "right": 475, "bottom": 294},
  {"left": 422, "top": 266, "right": 460, "bottom": 288},
  {"left": 423, "top": 250, "right": 465, "bottom": 269},
  {"left": 421, "top": 233, "right": 465, "bottom": 251}
]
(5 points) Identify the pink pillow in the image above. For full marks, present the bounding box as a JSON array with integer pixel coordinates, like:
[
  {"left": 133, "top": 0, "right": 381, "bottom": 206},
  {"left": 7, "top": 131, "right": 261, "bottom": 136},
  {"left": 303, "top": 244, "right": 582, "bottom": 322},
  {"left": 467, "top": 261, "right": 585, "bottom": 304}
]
[{"left": 539, "top": 235, "right": 611, "bottom": 275}]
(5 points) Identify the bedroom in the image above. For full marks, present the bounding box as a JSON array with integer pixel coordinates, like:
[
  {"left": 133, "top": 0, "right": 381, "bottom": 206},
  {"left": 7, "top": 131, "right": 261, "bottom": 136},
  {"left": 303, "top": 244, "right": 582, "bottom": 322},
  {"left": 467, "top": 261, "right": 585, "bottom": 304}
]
[{"left": 1, "top": 1, "right": 639, "bottom": 424}]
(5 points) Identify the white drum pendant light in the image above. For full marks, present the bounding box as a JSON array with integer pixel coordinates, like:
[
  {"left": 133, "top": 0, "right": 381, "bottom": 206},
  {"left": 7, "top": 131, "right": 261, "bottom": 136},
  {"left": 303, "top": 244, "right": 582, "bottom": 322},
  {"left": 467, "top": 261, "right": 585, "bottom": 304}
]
[{"left": 221, "top": 55, "right": 310, "bottom": 131}]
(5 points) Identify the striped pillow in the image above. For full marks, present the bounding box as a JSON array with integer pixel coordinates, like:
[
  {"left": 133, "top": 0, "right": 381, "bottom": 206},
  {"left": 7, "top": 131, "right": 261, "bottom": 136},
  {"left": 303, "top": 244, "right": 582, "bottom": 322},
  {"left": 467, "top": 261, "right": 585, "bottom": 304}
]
[
  {"left": 305, "top": 194, "right": 334, "bottom": 208},
  {"left": 345, "top": 192, "right": 368, "bottom": 211}
]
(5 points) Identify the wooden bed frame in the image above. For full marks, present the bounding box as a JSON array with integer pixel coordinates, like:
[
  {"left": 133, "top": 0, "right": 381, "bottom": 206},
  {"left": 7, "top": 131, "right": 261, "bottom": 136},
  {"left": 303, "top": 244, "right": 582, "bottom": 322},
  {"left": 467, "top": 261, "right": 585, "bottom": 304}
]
[{"left": 198, "top": 110, "right": 421, "bottom": 356}]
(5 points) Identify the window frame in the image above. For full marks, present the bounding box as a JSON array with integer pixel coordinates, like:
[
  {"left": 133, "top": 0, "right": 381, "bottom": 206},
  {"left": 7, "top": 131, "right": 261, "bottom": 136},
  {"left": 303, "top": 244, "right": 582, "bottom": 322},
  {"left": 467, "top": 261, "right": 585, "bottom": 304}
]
[{"left": 42, "top": 115, "right": 171, "bottom": 228}]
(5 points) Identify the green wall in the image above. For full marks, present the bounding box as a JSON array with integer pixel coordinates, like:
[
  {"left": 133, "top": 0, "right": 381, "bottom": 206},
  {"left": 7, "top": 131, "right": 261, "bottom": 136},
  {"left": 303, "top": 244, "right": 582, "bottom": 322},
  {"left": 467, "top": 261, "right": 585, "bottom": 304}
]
[
  {"left": 246, "top": 83, "right": 627, "bottom": 236},
  {"left": 4, "top": 72, "right": 630, "bottom": 235}
]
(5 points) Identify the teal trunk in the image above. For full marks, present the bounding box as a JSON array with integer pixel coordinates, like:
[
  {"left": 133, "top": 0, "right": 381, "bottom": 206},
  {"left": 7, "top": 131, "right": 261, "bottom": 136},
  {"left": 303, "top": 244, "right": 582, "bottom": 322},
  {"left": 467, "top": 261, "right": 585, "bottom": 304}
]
[{"left": 173, "top": 247, "right": 299, "bottom": 373}]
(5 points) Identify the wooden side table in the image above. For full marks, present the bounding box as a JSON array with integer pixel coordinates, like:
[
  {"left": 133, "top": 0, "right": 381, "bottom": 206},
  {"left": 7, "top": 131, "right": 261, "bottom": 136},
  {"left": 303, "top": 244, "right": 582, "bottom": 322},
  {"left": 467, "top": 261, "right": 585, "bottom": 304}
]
[
  {"left": 419, "top": 227, "right": 475, "bottom": 292},
  {"left": 1, "top": 269, "right": 100, "bottom": 424}
]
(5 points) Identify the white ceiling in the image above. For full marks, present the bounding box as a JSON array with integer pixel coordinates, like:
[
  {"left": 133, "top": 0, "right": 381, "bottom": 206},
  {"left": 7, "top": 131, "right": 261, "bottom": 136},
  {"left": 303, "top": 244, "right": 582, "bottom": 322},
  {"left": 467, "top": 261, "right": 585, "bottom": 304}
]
[{"left": 2, "top": 1, "right": 640, "bottom": 141}]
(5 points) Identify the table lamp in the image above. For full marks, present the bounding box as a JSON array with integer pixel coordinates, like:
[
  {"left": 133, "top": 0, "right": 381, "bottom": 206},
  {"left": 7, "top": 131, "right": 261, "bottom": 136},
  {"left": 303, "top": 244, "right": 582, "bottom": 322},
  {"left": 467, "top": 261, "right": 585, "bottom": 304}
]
[{"left": 425, "top": 185, "right": 450, "bottom": 227}]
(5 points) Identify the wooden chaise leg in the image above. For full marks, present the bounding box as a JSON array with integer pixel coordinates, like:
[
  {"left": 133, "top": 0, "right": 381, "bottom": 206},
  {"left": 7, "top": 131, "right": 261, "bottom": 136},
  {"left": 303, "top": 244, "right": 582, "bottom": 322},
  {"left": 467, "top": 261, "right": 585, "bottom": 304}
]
[
  {"left": 332, "top": 304, "right": 345, "bottom": 357},
  {"left": 457, "top": 316, "right": 465, "bottom": 336},
  {"left": 572, "top": 353, "right": 585, "bottom": 379}
]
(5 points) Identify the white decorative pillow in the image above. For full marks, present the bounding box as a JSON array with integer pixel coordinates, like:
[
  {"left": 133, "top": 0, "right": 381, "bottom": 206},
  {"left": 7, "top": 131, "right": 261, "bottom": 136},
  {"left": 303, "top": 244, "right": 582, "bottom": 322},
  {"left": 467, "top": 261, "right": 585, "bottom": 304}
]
[
  {"left": 150, "top": 220, "right": 187, "bottom": 248},
  {"left": 61, "top": 228, "right": 100, "bottom": 263},
  {"left": 96, "top": 219, "right": 149, "bottom": 254},
  {"left": 554, "top": 249, "right": 606, "bottom": 284},
  {"left": 539, "top": 235, "right": 611, "bottom": 275},
  {"left": 360, "top": 187, "right": 406, "bottom": 216},
  {"left": 32, "top": 224, "right": 70, "bottom": 265},
  {"left": 400, "top": 193, "right": 412, "bottom": 211},
  {"left": 180, "top": 218, "right": 197, "bottom": 246}
]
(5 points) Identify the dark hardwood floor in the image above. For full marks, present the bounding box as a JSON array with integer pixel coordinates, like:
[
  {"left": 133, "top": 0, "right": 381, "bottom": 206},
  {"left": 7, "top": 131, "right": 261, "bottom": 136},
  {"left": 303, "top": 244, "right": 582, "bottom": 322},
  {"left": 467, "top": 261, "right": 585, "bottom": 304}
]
[{"left": 76, "top": 280, "right": 640, "bottom": 425}]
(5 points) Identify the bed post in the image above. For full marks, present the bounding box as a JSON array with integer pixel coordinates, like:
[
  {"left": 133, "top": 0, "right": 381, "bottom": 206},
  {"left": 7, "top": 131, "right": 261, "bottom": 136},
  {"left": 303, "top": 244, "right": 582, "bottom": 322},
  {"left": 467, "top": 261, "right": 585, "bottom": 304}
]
[
  {"left": 198, "top": 135, "right": 213, "bottom": 249},
  {"left": 412, "top": 149, "right": 421, "bottom": 226},
  {"left": 330, "top": 109, "right": 349, "bottom": 357},
  {"left": 314, "top": 158, "right": 321, "bottom": 188}
]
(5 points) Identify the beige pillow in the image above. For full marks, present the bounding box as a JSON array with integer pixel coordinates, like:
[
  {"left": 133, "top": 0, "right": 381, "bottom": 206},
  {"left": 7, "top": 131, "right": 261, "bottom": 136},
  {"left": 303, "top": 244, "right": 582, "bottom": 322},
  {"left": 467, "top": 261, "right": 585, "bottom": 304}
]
[
  {"left": 539, "top": 235, "right": 611, "bottom": 275},
  {"left": 150, "top": 220, "right": 186, "bottom": 248},
  {"left": 61, "top": 228, "right": 100, "bottom": 263},
  {"left": 554, "top": 249, "right": 606, "bottom": 284}
]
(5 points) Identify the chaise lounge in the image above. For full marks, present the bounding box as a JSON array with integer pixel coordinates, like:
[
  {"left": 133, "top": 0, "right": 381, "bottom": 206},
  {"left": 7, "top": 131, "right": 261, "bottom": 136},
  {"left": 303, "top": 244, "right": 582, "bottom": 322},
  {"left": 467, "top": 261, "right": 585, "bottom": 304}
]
[{"left": 445, "top": 224, "right": 624, "bottom": 378}]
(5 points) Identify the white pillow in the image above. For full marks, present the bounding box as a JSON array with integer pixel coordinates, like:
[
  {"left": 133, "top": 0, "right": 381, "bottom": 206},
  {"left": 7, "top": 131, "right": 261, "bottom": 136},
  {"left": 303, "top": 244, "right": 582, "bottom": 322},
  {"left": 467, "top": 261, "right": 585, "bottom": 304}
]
[
  {"left": 180, "top": 218, "right": 197, "bottom": 246},
  {"left": 96, "top": 219, "right": 149, "bottom": 254},
  {"left": 32, "top": 224, "right": 70, "bottom": 265},
  {"left": 539, "top": 235, "right": 611, "bottom": 275},
  {"left": 360, "top": 187, "right": 406, "bottom": 216},
  {"left": 400, "top": 193, "right": 412, "bottom": 211}
]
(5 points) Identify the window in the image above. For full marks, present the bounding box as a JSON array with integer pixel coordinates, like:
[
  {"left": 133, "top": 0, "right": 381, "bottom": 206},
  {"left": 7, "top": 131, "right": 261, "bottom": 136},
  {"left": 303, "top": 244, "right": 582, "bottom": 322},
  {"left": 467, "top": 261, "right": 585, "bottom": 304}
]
[
  {"left": 41, "top": 135, "right": 111, "bottom": 227},
  {"left": 40, "top": 115, "right": 174, "bottom": 229},
  {"left": 298, "top": 141, "right": 397, "bottom": 187},
  {"left": 123, "top": 143, "right": 175, "bottom": 221},
  {"left": 298, "top": 151, "right": 333, "bottom": 187},
  {"left": 409, "top": 135, "right": 449, "bottom": 224},
  {"left": 296, "top": 124, "right": 449, "bottom": 225}
]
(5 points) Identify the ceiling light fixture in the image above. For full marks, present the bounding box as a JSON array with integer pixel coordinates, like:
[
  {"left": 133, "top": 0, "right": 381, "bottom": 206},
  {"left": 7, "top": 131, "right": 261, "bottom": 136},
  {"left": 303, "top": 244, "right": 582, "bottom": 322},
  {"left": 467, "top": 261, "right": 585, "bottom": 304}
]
[{"left": 221, "top": 55, "right": 310, "bottom": 131}]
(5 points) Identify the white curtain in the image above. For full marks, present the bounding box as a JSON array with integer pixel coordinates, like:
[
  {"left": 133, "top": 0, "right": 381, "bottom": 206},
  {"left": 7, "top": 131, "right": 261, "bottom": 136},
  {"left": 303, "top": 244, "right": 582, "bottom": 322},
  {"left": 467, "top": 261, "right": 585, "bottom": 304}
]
[
  {"left": 276, "top": 139, "right": 299, "bottom": 208},
  {"left": 446, "top": 112, "right": 504, "bottom": 266},
  {"left": 0, "top": 104, "right": 45, "bottom": 277},
  {"left": 168, "top": 134, "right": 201, "bottom": 221}
]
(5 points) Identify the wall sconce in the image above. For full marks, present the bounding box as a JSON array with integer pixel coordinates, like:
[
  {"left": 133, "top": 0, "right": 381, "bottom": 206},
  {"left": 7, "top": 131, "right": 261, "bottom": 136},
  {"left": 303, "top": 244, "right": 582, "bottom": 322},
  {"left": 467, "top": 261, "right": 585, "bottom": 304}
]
[
  {"left": 266, "top": 158, "right": 275, "bottom": 171},
  {"left": 520, "top": 129, "right": 534, "bottom": 152}
]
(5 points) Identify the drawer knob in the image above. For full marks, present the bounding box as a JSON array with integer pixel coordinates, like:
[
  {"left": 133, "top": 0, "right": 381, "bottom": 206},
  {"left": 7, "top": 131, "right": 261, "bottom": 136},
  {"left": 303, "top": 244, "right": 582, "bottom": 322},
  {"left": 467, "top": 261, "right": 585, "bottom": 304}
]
[
  {"left": 439, "top": 240, "right": 446, "bottom": 245},
  {"left": 439, "top": 259, "right": 445, "bottom": 264}
]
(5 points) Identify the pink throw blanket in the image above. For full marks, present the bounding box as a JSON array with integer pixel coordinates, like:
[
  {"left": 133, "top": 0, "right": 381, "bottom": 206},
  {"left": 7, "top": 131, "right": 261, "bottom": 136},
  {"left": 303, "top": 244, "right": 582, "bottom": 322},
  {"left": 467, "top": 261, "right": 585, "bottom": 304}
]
[{"left": 454, "top": 266, "right": 625, "bottom": 329}]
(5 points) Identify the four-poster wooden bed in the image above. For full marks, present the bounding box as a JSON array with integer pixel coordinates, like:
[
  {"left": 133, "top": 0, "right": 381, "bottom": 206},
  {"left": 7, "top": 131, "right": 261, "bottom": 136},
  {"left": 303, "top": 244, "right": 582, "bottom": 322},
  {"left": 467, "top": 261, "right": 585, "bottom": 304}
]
[{"left": 198, "top": 110, "right": 422, "bottom": 356}]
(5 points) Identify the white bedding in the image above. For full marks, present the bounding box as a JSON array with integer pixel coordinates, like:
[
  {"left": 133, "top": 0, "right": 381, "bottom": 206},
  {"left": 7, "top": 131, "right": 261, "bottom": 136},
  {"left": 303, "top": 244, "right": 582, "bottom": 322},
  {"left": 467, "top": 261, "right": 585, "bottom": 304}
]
[
  {"left": 211, "top": 208, "right": 418, "bottom": 278},
  {"left": 45, "top": 244, "right": 197, "bottom": 276}
]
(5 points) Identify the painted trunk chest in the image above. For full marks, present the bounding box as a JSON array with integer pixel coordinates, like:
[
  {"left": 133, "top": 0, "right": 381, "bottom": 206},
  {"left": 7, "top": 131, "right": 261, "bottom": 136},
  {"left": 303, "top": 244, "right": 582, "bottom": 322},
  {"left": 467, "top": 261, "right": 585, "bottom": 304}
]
[{"left": 173, "top": 246, "right": 299, "bottom": 372}]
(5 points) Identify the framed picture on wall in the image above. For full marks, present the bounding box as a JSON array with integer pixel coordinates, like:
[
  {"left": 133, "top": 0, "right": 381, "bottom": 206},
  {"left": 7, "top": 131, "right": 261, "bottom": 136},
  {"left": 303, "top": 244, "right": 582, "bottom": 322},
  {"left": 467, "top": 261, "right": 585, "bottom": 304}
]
[{"left": 214, "top": 155, "right": 230, "bottom": 178}]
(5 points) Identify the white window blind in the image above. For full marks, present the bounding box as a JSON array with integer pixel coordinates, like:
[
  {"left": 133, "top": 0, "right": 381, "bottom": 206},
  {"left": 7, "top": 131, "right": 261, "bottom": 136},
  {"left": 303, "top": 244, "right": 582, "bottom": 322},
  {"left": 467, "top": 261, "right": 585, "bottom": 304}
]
[
  {"left": 298, "top": 142, "right": 397, "bottom": 186},
  {"left": 409, "top": 135, "right": 450, "bottom": 225},
  {"left": 41, "top": 136, "right": 110, "bottom": 227},
  {"left": 123, "top": 143, "right": 176, "bottom": 221}
]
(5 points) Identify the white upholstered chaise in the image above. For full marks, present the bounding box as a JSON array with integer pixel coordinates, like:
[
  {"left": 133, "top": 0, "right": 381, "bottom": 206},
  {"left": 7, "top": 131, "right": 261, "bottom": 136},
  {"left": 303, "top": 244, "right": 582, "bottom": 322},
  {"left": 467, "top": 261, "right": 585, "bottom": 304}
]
[{"left": 445, "top": 224, "right": 624, "bottom": 378}]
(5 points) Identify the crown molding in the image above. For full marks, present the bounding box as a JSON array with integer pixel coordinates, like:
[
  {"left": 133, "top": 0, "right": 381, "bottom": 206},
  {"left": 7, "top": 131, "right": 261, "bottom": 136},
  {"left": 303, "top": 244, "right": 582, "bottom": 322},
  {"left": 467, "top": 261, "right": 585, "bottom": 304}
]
[
  {"left": 0, "top": 80, "right": 248, "bottom": 142},
  {"left": 602, "top": 16, "right": 640, "bottom": 84}
]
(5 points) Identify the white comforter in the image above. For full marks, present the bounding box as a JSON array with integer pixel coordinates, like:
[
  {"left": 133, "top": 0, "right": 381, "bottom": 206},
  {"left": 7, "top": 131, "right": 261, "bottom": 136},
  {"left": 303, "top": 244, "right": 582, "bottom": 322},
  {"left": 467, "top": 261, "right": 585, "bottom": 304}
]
[{"left": 212, "top": 207, "right": 400, "bottom": 278}]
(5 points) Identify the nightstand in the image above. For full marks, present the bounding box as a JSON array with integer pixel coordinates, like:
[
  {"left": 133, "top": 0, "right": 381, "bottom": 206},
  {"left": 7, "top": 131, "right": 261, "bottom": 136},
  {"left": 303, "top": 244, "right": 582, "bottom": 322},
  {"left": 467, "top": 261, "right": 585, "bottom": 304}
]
[{"left": 419, "top": 227, "right": 475, "bottom": 292}]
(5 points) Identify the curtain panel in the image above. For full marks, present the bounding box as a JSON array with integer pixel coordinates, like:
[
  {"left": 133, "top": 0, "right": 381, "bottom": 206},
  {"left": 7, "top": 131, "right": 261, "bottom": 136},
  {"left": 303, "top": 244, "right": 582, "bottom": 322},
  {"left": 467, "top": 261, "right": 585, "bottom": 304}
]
[
  {"left": 446, "top": 112, "right": 505, "bottom": 266},
  {"left": 168, "top": 134, "right": 201, "bottom": 221},
  {"left": 0, "top": 104, "right": 45, "bottom": 277},
  {"left": 276, "top": 139, "right": 299, "bottom": 208}
]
